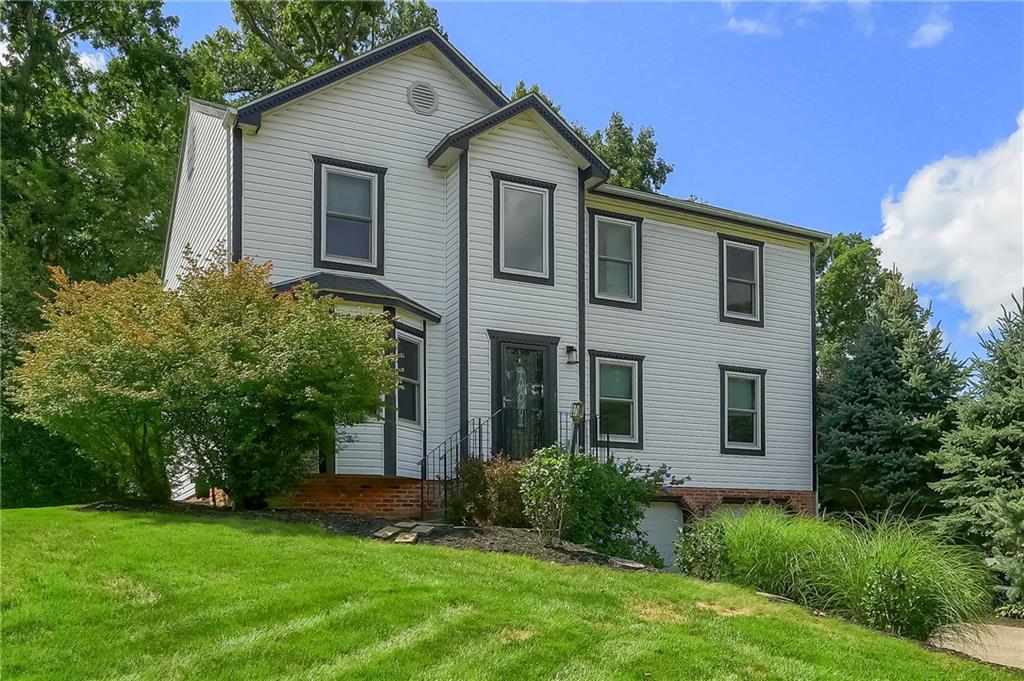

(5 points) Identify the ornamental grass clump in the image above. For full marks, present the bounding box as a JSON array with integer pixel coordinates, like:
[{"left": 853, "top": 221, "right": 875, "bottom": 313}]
[{"left": 674, "top": 505, "right": 993, "bottom": 640}]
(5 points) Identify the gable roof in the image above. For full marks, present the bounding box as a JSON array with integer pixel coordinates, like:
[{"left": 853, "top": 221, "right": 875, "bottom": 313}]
[
  {"left": 235, "top": 27, "right": 507, "bottom": 129},
  {"left": 426, "top": 93, "right": 611, "bottom": 181},
  {"left": 273, "top": 272, "right": 441, "bottom": 323}
]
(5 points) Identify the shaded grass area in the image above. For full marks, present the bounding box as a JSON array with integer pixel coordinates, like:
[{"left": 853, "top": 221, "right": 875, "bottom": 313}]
[{"left": 2, "top": 507, "right": 1017, "bottom": 681}]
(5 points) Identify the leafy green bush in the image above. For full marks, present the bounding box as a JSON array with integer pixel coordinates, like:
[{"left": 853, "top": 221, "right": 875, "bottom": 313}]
[
  {"left": 674, "top": 518, "right": 725, "bottom": 580},
  {"left": 674, "top": 506, "right": 993, "bottom": 639},
  {"left": 520, "top": 447, "right": 664, "bottom": 564},
  {"left": 565, "top": 456, "right": 664, "bottom": 566},
  {"left": 519, "top": 446, "right": 574, "bottom": 545}
]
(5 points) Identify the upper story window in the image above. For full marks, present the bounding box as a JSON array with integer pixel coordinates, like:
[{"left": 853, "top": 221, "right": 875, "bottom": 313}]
[
  {"left": 313, "top": 155, "right": 386, "bottom": 276},
  {"left": 719, "top": 234, "right": 764, "bottom": 326},
  {"left": 590, "top": 351, "right": 644, "bottom": 449},
  {"left": 492, "top": 172, "right": 555, "bottom": 286},
  {"left": 720, "top": 365, "right": 766, "bottom": 455},
  {"left": 396, "top": 334, "right": 422, "bottom": 427},
  {"left": 590, "top": 209, "right": 643, "bottom": 309}
]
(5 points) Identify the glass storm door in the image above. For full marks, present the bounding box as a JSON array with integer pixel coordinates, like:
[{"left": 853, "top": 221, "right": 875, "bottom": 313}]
[{"left": 498, "top": 343, "right": 547, "bottom": 459}]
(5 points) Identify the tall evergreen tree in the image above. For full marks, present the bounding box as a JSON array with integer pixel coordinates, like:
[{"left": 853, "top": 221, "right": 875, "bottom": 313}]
[
  {"left": 818, "top": 273, "right": 966, "bottom": 516},
  {"left": 929, "top": 296, "right": 1024, "bottom": 547}
]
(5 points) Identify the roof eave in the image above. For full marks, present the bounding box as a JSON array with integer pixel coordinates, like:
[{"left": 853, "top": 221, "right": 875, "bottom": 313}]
[
  {"left": 235, "top": 27, "right": 507, "bottom": 131},
  {"left": 593, "top": 184, "right": 829, "bottom": 242}
]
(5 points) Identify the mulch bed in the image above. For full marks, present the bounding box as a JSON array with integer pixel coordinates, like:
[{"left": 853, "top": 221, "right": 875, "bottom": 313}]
[{"left": 79, "top": 501, "right": 637, "bottom": 569}]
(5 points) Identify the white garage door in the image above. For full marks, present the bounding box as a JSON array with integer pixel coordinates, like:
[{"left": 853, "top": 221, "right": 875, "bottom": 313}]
[{"left": 641, "top": 501, "right": 686, "bottom": 569}]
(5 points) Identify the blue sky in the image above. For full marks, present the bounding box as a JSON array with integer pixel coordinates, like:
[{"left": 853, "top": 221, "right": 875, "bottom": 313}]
[{"left": 166, "top": 1, "right": 1023, "bottom": 360}]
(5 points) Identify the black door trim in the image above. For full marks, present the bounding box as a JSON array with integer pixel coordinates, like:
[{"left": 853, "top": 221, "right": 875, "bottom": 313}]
[{"left": 487, "top": 330, "right": 559, "bottom": 446}]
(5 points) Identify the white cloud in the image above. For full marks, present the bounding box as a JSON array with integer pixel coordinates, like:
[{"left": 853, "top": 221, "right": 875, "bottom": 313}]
[
  {"left": 848, "top": 0, "right": 875, "bottom": 37},
  {"left": 726, "top": 16, "right": 781, "bottom": 36},
  {"left": 77, "top": 51, "right": 108, "bottom": 72},
  {"left": 908, "top": 9, "right": 953, "bottom": 48},
  {"left": 0, "top": 40, "right": 9, "bottom": 67},
  {"left": 874, "top": 111, "right": 1024, "bottom": 333}
]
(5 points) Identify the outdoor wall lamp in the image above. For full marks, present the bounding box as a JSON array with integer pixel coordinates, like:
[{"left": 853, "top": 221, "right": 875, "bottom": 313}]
[{"left": 566, "top": 345, "right": 579, "bottom": 365}]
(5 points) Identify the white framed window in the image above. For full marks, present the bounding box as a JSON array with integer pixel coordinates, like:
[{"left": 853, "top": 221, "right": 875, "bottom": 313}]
[
  {"left": 720, "top": 236, "right": 763, "bottom": 325},
  {"left": 396, "top": 333, "right": 422, "bottom": 427},
  {"left": 595, "top": 356, "right": 641, "bottom": 445},
  {"left": 721, "top": 366, "right": 765, "bottom": 454},
  {"left": 321, "top": 165, "right": 378, "bottom": 267},
  {"left": 595, "top": 216, "right": 638, "bottom": 302}
]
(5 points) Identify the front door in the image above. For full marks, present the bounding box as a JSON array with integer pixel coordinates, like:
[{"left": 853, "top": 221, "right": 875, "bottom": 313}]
[{"left": 490, "top": 333, "right": 558, "bottom": 459}]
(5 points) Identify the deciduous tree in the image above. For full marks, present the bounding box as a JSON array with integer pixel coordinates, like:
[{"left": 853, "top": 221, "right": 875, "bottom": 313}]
[{"left": 187, "top": 0, "right": 442, "bottom": 101}]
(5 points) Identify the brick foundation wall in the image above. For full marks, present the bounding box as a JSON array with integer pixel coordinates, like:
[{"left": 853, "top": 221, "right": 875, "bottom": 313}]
[
  {"left": 663, "top": 486, "right": 817, "bottom": 517},
  {"left": 276, "top": 475, "right": 815, "bottom": 521},
  {"left": 278, "top": 475, "right": 440, "bottom": 519}
]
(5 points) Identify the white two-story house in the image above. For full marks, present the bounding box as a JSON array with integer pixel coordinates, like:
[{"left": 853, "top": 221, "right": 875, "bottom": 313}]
[{"left": 164, "top": 28, "right": 827, "bottom": 548}]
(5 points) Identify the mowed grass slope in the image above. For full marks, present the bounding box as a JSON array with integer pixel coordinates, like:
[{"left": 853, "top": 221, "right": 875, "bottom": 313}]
[{"left": 1, "top": 508, "right": 1016, "bottom": 681}]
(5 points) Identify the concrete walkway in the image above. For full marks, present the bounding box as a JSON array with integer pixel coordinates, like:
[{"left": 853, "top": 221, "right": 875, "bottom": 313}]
[{"left": 931, "top": 620, "right": 1023, "bottom": 670}]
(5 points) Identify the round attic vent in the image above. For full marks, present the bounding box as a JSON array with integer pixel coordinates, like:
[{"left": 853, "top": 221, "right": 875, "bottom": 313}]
[{"left": 407, "top": 81, "right": 438, "bottom": 115}]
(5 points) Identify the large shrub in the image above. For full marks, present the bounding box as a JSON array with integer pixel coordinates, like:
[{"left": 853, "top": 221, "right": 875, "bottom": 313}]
[
  {"left": 519, "top": 446, "right": 574, "bottom": 545},
  {"left": 566, "top": 456, "right": 664, "bottom": 565},
  {"left": 446, "top": 457, "right": 527, "bottom": 527},
  {"left": 10, "top": 269, "right": 182, "bottom": 501},
  {"left": 167, "top": 252, "right": 397, "bottom": 508},
  {"left": 674, "top": 506, "right": 992, "bottom": 640},
  {"left": 520, "top": 447, "right": 664, "bottom": 565},
  {"left": 10, "top": 251, "right": 398, "bottom": 508}
]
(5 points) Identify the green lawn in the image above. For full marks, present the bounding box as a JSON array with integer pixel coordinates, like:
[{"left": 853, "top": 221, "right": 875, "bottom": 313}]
[{"left": 1, "top": 508, "right": 1017, "bottom": 681}]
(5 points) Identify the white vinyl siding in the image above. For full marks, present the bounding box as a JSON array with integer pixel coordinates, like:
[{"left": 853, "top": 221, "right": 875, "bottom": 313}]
[
  {"left": 586, "top": 209, "right": 813, "bottom": 492},
  {"left": 466, "top": 115, "right": 580, "bottom": 425},
  {"left": 165, "top": 103, "right": 230, "bottom": 289},
  {"left": 238, "top": 47, "right": 489, "bottom": 476}
]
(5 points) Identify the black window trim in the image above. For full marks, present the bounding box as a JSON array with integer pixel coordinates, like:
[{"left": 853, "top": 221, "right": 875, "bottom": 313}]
[
  {"left": 719, "top": 364, "right": 767, "bottom": 456},
  {"left": 492, "top": 171, "right": 556, "bottom": 286},
  {"left": 589, "top": 208, "right": 643, "bottom": 310},
  {"left": 589, "top": 350, "right": 644, "bottom": 450},
  {"left": 313, "top": 155, "right": 386, "bottom": 276},
  {"left": 719, "top": 233, "right": 764, "bottom": 327}
]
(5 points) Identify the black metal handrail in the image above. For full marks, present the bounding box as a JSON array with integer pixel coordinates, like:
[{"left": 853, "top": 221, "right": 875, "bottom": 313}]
[{"left": 419, "top": 408, "right": 612, "bottom": 518}]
